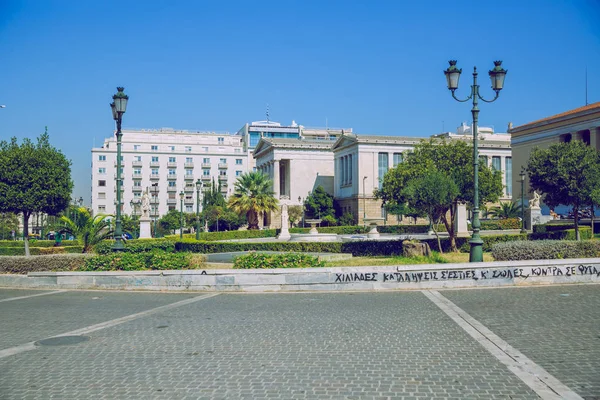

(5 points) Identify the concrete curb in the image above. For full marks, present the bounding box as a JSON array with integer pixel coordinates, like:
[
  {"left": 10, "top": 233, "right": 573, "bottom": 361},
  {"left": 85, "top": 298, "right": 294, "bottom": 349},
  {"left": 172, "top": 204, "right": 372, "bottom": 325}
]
[{"left": 0, "top": 258, "right": 599, "bottom": 292}]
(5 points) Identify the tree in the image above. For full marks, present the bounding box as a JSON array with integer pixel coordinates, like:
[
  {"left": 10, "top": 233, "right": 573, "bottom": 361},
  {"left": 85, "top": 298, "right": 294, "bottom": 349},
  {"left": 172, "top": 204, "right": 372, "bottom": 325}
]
[
  {"left": 0, "top": 212, "right": 19, "bottom": 240},
  {"left": 58, "top": 207, "right": 112, "bottom": 253},
  {"left": 287, "top": 205, "right": 303, "bottom": 227},
  {"left": 527, "top": 141, "right": 600, "bottom": 240},
  {"left": 305, "top": 185, "right": 334, "bottom": 219},
  {"left": 228, "top": 171, "right": 278, "bottom": 230},
  {"left": 338, "top": 212, "right": 355, "bottom": 226},
  {"left": 0, "top": 130, "right": 73, "bottom": 256},
  {"left": 488, "top": 202, "right": 522, "bottom": 220},
  {"left": 402, "top": 170, "right": 459, "bottom": 253},
  {"left": 375, "top": 139, "right": 503, "bottom": 251},
  {"left": 158, "top": 209, "right": 182, "bottom": 234}
]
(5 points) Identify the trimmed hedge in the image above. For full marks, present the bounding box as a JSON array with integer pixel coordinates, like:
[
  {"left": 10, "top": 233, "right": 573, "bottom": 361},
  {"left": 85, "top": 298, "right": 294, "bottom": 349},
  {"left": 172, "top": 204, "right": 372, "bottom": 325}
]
[
  {"left": 289, "top": 226, "right": 370, "bottom": 235},
  {"left": 529, "top": 227, "right": 592, "bottom": 241},
  {"left": 492, "top": 240, "right": 600, "bottom": 261},
  {"left": 0, "top": 240, "right": 77, "bottom": 248},
  {"left": 421, "top": 233, "right": 528, "bottom": 253},
  {"left": 0, "top": 246, "right": 84, "bottom": 256},
  {"left": 95, "top": 239, "right": 175, "bottom": 255},
  {"left": 176, "top": 229, "right": 278, "bottom": 242},
  {"left": 0, "top": 254, "right": 92, "bottom": 274},
  {"left": 83, "top": 251, "right": 192, "bottom": 271},
  {"left": 478, "top": 218, "right": 520, "bottom": 230},
  {"left": 233, "top": 253, "right": 326, "bottom": 269}
]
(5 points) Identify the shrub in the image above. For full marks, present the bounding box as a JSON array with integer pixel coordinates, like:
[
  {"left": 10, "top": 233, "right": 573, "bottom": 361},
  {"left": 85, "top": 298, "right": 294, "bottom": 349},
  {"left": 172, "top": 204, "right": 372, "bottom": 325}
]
[
  {"left": 338, "top": 212, "right": 355, "bottom": 226},
  {"left": 0, "top": 254, "right": 92, "bottom": 274},
  {"left": 0, "top": 240, "right": 77, "bottom": 248},
  {"left": 83, "top": 250, "right": 192, "bottom": 271},
  {"left": 176, "top": 229, "right": 278, "bottom": 242},
  {"left": 289, "top": 226, "right": 369, "bottom": 235},
  {"left": 529, "top": 227, "right": 592, "bottom": 241},
  {"left": 233, "top": 252, "right": 326, "bottom": 269},
  {"left": 492, "top": 240, "right": 600, "bottom": 261},
  {"left": 320, "top": 215, "right": 338, "bottom": 227},
  {"left": 378, "top": 225, "right": 437, "bottom": 234},
  {"left": 94, "top": 239, "right": 175, "bottom": 254},
  {"left": 478, "top": 218, "right": 520, "bottom": 230},
  {"left": 0, "top": 245, "right": 84, "bottom": 256},
  {"left": 421, "top": 233, "right": 528, "bottom": 253}
]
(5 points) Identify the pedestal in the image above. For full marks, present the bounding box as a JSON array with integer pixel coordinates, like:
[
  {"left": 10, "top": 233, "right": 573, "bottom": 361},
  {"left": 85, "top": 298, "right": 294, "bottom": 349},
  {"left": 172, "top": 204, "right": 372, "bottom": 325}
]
[
  {"left": 454, "top": 202, "right": 469, "bottom": 237},
  {"left": 139, "top": 216, "right": 152, "bottom": 239},
  {"left": 367, "top": 224, "right": 380, "bottom": 239},
  {"left": 528, "top": 206, "right": 542, "bottom": 229}
]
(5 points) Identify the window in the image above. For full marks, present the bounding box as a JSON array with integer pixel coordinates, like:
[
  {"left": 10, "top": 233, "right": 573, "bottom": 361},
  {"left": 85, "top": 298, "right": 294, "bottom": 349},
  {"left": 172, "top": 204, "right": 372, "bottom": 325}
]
[
  {"left": 134, "top": 156, "right": 142, "bottom": 162},
  {"left": 203, "top": 147, "right": 209, "bottom": 152},
  {"left": 249, "top": 132, "right": 260, "bottom": 147},
  {"left": 236, "top": 159, "right": 243, "bottom": 165},
  {"left": 219, "top": 158, "right": 226, "bottom": 164},
  {"left": 134, "top": 145, "right": 140, "bottom": 151},
  {"left": 168, "top": 193, "right": 176, "bottom": 200},
  {"left": 151, "top": 145, "right": 158, "bottom": 152},
  {"left": 98, "top": 155, "right": 106, "bottom": 161},
  {"left": 133, "top": 168, "right": 141, "bottom": 176},
  {"left": 185, "top": 146, "right": 192, "bottom": 153},
  {"left": 236, "top": 170, "right": 242, "bottom": 176},
  {"left": 168, "top": 181, "right": 176, "bottom": 187},
  {"left": 219, "top": 170, "right": 227, "bottom": 176},
  {"left": 492, "top": 156, "right": 501, "bottom": 171},
  {"left": 169, "top": 157, "right": 176, "bottom": 163},
  {"left": 203, "top": 169, "right": 210, "bottom": 176},
  {"left": 133, "top": 181, "right": 141, "bottom": 187},
  {"left": 169, "top": 146, "right": 175, "bottom": 152},
  {"left": 152, "top": 156, "right": 159, "bottom": 163},
  {"left": 218, "top": 137, "right": 224, "bottom": 144},
  {"left": 203, "top": 158, "right": 210, "bottom": 164},
  {"left": 378, "top": 153, "right": 388, "bottom": 189},
  {"left": 186, "top": 205, "right": 193, "bottom": 213},
  {"left": 98, "top": 168, "right": 106, "bottom": 174},
  {"left": 98, "top": 180, "right": 106, "bottom": 187},
  {"left": 185, "top": 169, "right": 193, "bottom": 176},
  {"left": 393, "top": 153, "right": 403, "bottom": 167},
  {"left": 151, "top": 168, "right": 159, "bottom": 175},
  {"left": 168, "top": 169, "right": 176, "bottom": 176},
  {"left": 235, "top": 148, "right": 241, "bottom": 153},
  {"left": 505, "top": 157, "right": 512, "bottom": 196},
  {"left": 133, "top": 192, "right": 141, "bottom": 199},
  {"left": 98, "top": 205, "right": 106, "bottom": 212},
  {"left": 348, "top": 155, "right": 353, "bottom": 184},
  {"left": 186, "top": 157, "right": 193, "bottom": 163},
  {"left": 98, "top": 192, "right": 106, "bottom": 199}
]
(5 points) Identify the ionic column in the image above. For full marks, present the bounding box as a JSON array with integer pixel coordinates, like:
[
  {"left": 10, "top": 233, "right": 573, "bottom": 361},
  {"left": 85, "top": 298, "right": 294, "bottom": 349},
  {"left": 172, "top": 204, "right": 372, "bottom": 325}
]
[{"left": 273, "top": 160, "right": 280, "bottom": 198}]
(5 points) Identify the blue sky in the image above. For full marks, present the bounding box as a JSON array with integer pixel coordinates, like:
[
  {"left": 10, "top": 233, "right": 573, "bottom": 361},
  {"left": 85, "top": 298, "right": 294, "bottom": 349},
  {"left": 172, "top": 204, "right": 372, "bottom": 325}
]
[{"left": 1, "top": 0, "right": 599, "bottom": 203}]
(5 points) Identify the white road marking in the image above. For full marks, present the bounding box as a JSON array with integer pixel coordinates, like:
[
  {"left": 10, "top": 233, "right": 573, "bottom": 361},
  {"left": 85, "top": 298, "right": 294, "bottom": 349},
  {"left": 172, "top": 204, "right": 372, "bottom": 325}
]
[
  {"left": 0, "top": 290, "right": 66, "bottom": 303},
  {"left": 0, "top": 293, "right": 219, "bottom": 360},
  {"left": 423, "top": 290, "right": 583, "bottom": 400}
]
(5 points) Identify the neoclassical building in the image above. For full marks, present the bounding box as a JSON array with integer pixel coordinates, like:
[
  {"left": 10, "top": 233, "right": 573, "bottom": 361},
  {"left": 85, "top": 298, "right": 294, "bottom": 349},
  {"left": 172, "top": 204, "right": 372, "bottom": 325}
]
[{"left": 509, "top": 101, "right": 600, "bottom": 202}]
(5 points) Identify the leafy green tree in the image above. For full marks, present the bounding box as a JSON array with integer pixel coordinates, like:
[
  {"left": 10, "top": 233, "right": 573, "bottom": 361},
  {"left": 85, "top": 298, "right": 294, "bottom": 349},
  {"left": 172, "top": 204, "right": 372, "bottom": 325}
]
[
  {"left": 0, "top": 130, "right": 73, "bottom": 256},
  {"left": 305, "top": 185, "right": 334, "bottom": 219},
  {"left": 58, "top": 207, "right": 112, "bottom": 253},
  {"left": 203, "top": 179, "right": 226, "bottom": 208},
  {"left": 228, "top": 171, "right": 278, "bottom": 230},
  {"left": 488, "top": 202, "right": 522, "bottom": 220},
  {"left": 287, "top": 205, "right": 303, "bottom": 227},
  {"left": 120, "top": 214, "right": 138, "bottom": 238},
  {"left": 158, "top": 209, "right": 183, "bottom": 234},
  {"left": 375, "top": 139, "right": 503, "bottom": 251},
  {"left": 402, "top": 170, "right": 459, "bottom": 253},
  {"left": 0, "top": 212, "right": 19, "bottom": 240},
  {"left": 527, "top": 141, "right": 600, "bottom": 240},
  {"left": 338, "top": 212, "right": 355, "bottom": 226}
]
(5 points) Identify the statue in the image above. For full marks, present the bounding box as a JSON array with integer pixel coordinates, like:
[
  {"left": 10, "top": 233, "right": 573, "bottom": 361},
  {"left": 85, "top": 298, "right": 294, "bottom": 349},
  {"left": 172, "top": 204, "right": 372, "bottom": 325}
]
[
  {"left": 141, "top": 191, "right": 151, "bottom": 218},
  {"left": 531, "top": 191, "right": 541, "bottom": 208},
  {"left": 277, "top": 203, "right": 291, "bottom": 240}
]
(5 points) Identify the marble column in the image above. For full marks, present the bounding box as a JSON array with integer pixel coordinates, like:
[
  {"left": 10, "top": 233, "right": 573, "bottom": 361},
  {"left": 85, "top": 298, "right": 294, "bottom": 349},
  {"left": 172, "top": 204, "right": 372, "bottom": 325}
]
[
  {"left": 591, "top": 127, "right": 600, "bottom": 151},
  {"left": 273, "top": 160, "right": 280, "bottom": 199}
]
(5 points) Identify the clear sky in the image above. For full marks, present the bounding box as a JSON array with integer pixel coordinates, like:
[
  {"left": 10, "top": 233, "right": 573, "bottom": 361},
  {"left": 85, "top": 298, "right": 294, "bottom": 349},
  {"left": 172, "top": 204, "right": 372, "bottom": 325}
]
[{"left": 1, "top": 0, "right": 599, "bottom": 203}]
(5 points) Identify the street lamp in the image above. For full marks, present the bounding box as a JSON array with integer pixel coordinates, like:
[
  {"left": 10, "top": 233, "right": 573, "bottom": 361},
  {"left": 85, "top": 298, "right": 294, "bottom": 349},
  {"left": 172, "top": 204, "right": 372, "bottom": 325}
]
[
  {"left": 151, "top": 182, "right": 158, "bottom": 237},
  {"left": 130, "top": 199, "right": 140, "bottom": 238},
  {"left": 179, "top": 191, "right": 185, "bottom": 239},
  {"left": 363, "top": 176, "right": 367, "bottom": 228},
  {"left": 444, "top": 60, "right": 507, "bottom": 262},
  {"left": 519, "top": 170, "right": 526, "bottom": 234},
  {"left": 110, "top": 87, "right": 129, "bottom": 251},
  {"left": 195, "top": 179, "right": 203, "bottom": 240},
  {"left": 298, "top": 196, "right": 305, "bottom": 228}
]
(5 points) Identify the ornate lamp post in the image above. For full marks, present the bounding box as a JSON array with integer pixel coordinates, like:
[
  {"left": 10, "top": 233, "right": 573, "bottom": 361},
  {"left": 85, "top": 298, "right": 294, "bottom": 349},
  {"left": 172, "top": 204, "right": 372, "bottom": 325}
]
[
  {"left": 444, "top": 60, "right": 507, "bottom": 262},
  {"left": 179, "top": 191, "right": 185, "bottom": 239},
  {"left": 519, "top": 170, "right": 526, "bottom": 234},
  {"left": 110, "top": 87, "right": 129, "bottom": 251},
  {"left": 195, "top": 179, "right": 203, "bottom": 240}
]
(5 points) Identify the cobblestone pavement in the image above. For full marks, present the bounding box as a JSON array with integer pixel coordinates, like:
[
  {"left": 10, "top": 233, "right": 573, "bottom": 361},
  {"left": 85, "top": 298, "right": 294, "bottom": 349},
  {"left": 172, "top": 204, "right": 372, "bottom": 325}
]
[{"left": 0, "top": 285, "right": 598, "bottom": 399}]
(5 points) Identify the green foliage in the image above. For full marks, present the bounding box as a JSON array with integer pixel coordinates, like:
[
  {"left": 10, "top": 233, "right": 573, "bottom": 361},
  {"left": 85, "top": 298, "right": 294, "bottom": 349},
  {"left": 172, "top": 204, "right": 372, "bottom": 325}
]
[
  {"left": 287, "top": 205, "right": 303, "bottom": 227},
  {"left": 289, "top": 226, "right": 369, "bottom": 234},
  {"left": 0, "top": 212, "right": 19, "bottom": 240},
  {"left": 527, "top": 141, "right": 600, "bottom": 240},
  {"left": 320, "top": 215, "right": 337, "bottom": 227},
  {"left": 305, "top": 185, "right": 335, "bottom": 219},
  {"left": 202, "top": 179, "right": 226, "bottom": 208},
  {"left": 178, "top": 229, "right": 278, "bottom": 241},
  {"left": 228, "top": 171, "right": 278, "bottom": 229},
  {"left": 488, "top": 202, "right": 522, "bottom": 219},
  {"left": 530, "top": 227, "right": 592, "bottom": 241},
  {"left": 58, "top": 207, "right": 112, "bottom": 252},
  {"left": 0, "top": 254, "right": 91, "bottom": 273},
  {"left": 421, "top": 233, "right": 528, "bottom": 253},
  {"left": 94, "top": 238, "right": 175, "bottom": 254},
  {"left": 492, "top": 240, "right": 600, "bottom": 261},
  {"left": 478, "top": 218, "right": 521, "bottom": 230},
  {"left": 158, "top": 209, "right": 184, "bottom": 234},
  {"left": 233, "top": 252, "right": 326, "bottom": 269},
  {"left": 0, "top": 240, "right": 77, "bottom": 248},
  {"left": 0, "top": 246, "right": 83, "bottom": 255},
  {"left": 0, "top": 129, "right": 73, "bottom": 254},
  {"left": 83, "top": 250, "right": 191, "bottom": 271},
  {"left": 338, "top": 212, "right": 355, "bottom": 226}
]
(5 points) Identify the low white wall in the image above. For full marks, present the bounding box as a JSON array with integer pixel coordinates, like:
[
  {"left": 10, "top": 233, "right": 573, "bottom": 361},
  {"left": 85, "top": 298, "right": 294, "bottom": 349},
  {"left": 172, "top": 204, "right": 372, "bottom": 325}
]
[{"left": 1, "top": 259, "right": 599, "bottom": 292}]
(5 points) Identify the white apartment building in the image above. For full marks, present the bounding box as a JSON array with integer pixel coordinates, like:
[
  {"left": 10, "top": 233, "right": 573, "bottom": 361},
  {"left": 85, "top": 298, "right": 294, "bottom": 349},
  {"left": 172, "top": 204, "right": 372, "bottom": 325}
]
[{"left": 91, "top": 128, "right": 246, "bottom": 218}]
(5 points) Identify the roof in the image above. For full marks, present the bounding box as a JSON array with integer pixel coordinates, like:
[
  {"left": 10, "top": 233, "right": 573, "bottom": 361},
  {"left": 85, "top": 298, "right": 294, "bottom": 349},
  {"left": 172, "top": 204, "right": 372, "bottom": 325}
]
[
  {"left": 253, "top": 137, "right": 334, "bottom": 158},
  {"left": 510, "top": 101, "right": 600, "bottom": 132}
]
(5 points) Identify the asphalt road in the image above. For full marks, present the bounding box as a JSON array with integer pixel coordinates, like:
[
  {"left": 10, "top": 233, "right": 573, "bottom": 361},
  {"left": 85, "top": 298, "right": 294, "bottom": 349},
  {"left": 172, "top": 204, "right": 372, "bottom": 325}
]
[{"left": 0, "top": 285, "right": 598, "bottom": 399}]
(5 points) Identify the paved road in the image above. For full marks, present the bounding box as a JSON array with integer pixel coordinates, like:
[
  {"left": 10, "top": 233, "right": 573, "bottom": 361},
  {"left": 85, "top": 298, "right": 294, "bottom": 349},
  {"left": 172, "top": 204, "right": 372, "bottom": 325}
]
[{"left": 0, "top": 285, "right": 598, "bottom": 399}]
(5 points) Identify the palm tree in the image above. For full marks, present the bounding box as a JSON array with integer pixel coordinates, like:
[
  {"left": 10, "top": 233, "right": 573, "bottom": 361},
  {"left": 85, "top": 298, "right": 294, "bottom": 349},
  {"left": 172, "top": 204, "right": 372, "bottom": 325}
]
[
  {"left": 228, "top": 172, "right": 279, "bottom": 230},
  {"left": 58, "top": 207, "right": 113, "bottom": 252},
  {"left": 488, "top": 202, "right": 522, "bottom": 219}
]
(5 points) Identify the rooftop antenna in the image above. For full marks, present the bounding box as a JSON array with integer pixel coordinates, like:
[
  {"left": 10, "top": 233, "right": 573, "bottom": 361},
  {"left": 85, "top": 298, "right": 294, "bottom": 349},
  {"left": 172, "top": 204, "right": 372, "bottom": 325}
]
[{"left": 266, "top": 103, "right": 270, "bottom": 123}]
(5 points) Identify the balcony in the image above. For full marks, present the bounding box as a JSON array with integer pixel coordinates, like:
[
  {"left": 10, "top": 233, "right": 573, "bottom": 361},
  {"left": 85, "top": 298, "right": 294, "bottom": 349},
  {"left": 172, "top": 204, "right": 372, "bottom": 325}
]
[
  {"left": 167, "top": 186, "right": 177, "bottom": 192},
  {"left": 184, "top": 162, "right": 194, "bottom": 168},
  {"left": 132, "top": 174, "right": 142, "bottom": 180},
  {"left": 218, "top": 175, "right": 228, "bottom": 181},
  {"left": 167, "top": 199, "right": 177, "bottom": 205},
  {"left": 150, "top": 162, "right": 160, "bottom": 168},
  {"left": 132, "top": 160, "right": 142, "bottom": 167},
  {"left": 184, "top": 198, "right": 194, "bottom": 205},
  {"left": 201, "top": 163, "right": 211, "bottom": 168},
  {"left": 150, "top": 175, "right": 160, "bottom": 181},
  {"left": 201, "top": 175, "right": 211, "bottom": 181},
  {"left": 150, "top": 198, "right": 159, "bottom": 204},
  {"left": 218, "top": 163, "right": 228, "bottom": 169},
  {"left": 184, "top": 175, "right": 195, "bottom": 180},
  {"left": 167, "top": 175, "right": 177, "bottom": 180},
  {"left": 132, "top": 186, "right": 143, "bottom": 192},
  {"left": 184, "top": 186, "right": 194, "bottom": 193},
  {"left": 167, "top": 162, "right": 177, "bottom": 168},
  {"left": 113, "top": 173, "right": 124, "bottom": 179},
  {"left": 150, "top": 211, "right": 159, "bottom": 217}
]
